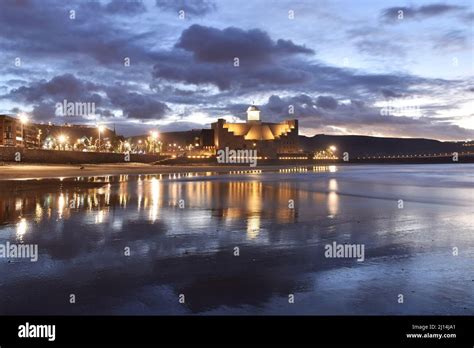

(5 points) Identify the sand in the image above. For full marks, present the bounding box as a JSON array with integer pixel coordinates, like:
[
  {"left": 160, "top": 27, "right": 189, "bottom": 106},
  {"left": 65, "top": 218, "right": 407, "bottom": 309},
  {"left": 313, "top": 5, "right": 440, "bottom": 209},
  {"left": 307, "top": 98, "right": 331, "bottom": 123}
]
[{"left": 0, "top": 163, "right": 301, "bottom": 180}]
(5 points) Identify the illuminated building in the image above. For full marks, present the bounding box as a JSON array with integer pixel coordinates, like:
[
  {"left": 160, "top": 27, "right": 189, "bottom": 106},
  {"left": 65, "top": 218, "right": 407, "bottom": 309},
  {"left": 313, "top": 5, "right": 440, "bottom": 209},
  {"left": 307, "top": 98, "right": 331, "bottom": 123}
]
[
  {"left": 0, "top": 114, "right": 40, "bottom": 148},
  {"left": 211, "top": 105, "right": 300, "bottom": 158}
]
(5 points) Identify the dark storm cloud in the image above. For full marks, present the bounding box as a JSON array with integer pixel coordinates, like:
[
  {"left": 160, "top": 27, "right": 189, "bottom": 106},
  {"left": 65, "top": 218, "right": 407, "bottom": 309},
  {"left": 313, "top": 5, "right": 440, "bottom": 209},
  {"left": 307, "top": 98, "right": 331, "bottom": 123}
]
[
  {"left": 0, "top": 0, "right": 152, "bottom": 65},
  {"left": 105, "top": 87, "right": 170, "bottom": 120},
  {"left": 153, "top": 34, "right": 313, "bottom": 91},
  {"left": 381, "top": 88, "right": 403, "bottom": 99},
  {"left": 6, "top": 74, "right": 102, "bottom": 104},
  {"left": 3, "top": 74, "right": 170, "bottom": 121},
  {"left": 316, "top": 96, "right": 338, "bottom": 109},
  {"left": 151, "top": 24, "right": 314, "bottom": 91},
  {"left": 176, "top": 25, "right": 313, "bottom": 63},
  {"left": 31, "top": 102, "right": 58, "bottom": 121},
  {"left": 382, "top": 3, "right": 465, "bottom": 22},
  {"left": 415, "top": 4, "right": 465, "bottom": 16},
  {"left": 152, "top": 22, "right": 459, "bottom": 114},
  {"left": 154, "top": 24, "right": 426, "bottom": 96},
  {"left": 4, "top": 73, "right": 103, "bottom": 120},
  {"left": 155, "top": 0, "right": 216, "bottom": 16}
]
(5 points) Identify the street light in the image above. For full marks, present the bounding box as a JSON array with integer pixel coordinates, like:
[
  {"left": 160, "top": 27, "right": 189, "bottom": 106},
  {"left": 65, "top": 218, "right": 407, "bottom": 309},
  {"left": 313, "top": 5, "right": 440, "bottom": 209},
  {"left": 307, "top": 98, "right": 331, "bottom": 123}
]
[
  {"left": 98, "top": 125, "right": 105, "bottom": 152},
  {"left": 329, "top": 145, "right": 337, "bottom": 152},
  {"left": 58, "top": 134, "right": 67, "bottom": 150},
  {"left": 19, "top": 113, "right": 28, "bottom": 147},
  {"left": 149, "top": 131, "right": 159, "bottom": 153}
]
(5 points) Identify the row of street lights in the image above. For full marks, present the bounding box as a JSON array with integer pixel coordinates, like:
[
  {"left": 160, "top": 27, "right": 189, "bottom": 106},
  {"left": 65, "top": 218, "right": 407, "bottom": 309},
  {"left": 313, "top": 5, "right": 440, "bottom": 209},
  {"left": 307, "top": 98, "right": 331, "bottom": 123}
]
[{"left": 17, "top": 114, "right": 162, "bottom": 153}]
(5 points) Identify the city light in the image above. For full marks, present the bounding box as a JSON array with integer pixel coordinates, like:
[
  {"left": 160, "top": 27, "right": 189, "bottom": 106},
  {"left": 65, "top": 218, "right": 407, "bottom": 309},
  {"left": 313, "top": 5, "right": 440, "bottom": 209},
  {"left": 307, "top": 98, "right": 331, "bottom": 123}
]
[
  {"left": 97, "top": 125, "right": 105, "bottom": 152},
  {"left": 58, "top": 135, "right": 67, "bottom": 144},
  {"left": 17, "top": 113, "right": 30, "bottom": 147},
  {"left": 19, "top": 113, "right": 29, "bottom": 124},
  {"left": 150, "top": 131, "right": 158, "bottom": 140},
  {"left": 329, "top": 145, "right": 337, "bottom": 152}
]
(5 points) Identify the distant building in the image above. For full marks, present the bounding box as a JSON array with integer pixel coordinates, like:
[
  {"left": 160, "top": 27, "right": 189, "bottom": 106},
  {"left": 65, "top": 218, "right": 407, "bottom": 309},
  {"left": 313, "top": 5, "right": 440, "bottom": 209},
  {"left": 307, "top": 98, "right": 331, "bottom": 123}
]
[
  {"left": 0, "top": 114, "right": 40, "bottom": 148},
  {"left": 124, "top": 105, "right": 300, "bottom": 159},
  {"left": 199, "top": 128, "right": 215, "bottom": 151},
  {"left": 211, "top": 105, "right": 299, "bottom": 158}
]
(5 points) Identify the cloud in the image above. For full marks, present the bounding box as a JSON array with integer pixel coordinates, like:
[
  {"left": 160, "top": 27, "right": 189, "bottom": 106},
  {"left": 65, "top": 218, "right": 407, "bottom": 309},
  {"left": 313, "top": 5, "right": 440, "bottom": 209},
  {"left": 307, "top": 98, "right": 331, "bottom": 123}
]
[
  {"left": 432, "top": 30, "right": 468, "bottom": 51},
  {"left": 153, "top": 51, "right": 312, "bottom": 91},
  {"left": 105, "top": 87, "right": 170, "bottom": 120},
  {"left": 152, "top": 23, "right": 462, "bottom": 121},
  {"left": 3, "top": 74, "right": 169, "bottom": 121},
  {"left": 316, "top": 96, "right": 338, "bottom": 110},
  {"left": 382, "top": 3, "right": 465, "bottom": 23},
  {"left": 31, "top": 102, "right": 58, "bottom": 121},
  {"left": 220, "top": 94, "right": 474, "bottom": 141},
  {"left": 154, "top": 24, "right": 430, "bottom": 97},
  {"left": 155, "top": 0, "right": 216, "bottom": 16},
  {"left": 175, "top": 25, "right": 313, "bottom": 64},
  {"left": 0, "top": 0, "right": 153, "bottom": 65},
  {"left": 6, "top": 74, "right": 102, "bottom": 104},
  {"left": 4, "top": 73, "right": 104, "bottom": 120},
  {"left": 415, "top": 4, "right": 464, "bottom": 16},
  {"left": 105, "top": 0, "right": 146, "bottom": 14},
  {"left": 356, "top": 39, "right": 406, "bottom": 57},
  {"left": 153, "top": 25, "right": 314, "bottom": 91},
  {"left": 381, "top": 89, "right": 403, "bottom": 99},
  {"left": 461, "top": 12, "right": 474, "bottom": 23}
]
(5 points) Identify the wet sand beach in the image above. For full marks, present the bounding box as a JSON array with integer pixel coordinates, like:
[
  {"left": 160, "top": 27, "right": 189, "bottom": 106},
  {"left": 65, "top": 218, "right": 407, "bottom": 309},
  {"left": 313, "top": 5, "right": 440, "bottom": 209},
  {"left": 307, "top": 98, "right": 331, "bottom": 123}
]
[{"left": 0, "top": 163, "right": 298, "bottom": 180}]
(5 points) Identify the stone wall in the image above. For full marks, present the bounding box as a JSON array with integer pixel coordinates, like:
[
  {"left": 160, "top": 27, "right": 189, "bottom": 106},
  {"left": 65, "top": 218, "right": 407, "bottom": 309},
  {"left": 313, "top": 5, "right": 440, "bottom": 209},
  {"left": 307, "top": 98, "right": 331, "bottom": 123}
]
[{"left": 0, "top": 147, "right": 163, "bottom": 164}]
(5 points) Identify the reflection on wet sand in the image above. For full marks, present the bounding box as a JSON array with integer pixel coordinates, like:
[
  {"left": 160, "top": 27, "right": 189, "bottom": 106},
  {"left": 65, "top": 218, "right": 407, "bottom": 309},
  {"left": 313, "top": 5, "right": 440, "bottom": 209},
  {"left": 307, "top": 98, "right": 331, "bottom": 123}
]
[
  {"left": 1, "top": 166, "right": 326, "bottom": 228},
  {"left": 0, "top": 164, "right": 473, "bottom": 315}
]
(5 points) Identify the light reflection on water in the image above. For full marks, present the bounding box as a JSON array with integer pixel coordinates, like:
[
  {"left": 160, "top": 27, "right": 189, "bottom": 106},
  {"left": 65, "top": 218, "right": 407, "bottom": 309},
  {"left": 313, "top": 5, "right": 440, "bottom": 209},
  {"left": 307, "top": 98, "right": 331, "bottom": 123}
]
[{"left": 0, "top": 164, "right": 473, "bottom": 315}]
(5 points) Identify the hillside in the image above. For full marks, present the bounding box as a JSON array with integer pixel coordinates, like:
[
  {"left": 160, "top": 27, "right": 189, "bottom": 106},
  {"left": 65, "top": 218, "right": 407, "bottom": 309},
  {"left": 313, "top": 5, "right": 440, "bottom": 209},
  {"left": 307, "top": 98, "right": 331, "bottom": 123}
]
[{"left": 299, "top": 134, "right": 467, "bottom": 156}]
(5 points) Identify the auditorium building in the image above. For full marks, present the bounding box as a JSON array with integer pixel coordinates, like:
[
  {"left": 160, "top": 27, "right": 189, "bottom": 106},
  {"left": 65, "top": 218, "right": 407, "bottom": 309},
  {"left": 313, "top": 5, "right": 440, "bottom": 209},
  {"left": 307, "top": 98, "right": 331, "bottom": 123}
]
[{"left": 211, "top": 105, "right": 300, "bottom": 159}]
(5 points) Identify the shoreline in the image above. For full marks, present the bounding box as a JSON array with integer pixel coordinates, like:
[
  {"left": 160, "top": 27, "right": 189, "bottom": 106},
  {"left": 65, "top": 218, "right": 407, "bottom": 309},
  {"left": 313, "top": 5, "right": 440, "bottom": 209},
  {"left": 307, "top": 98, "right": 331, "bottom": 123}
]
[
  {"left": 0, "top": 161, "right": 471, "bottom": 181},
  {"left": 0, "top": 162, "right": 308, "bottom": 180}
]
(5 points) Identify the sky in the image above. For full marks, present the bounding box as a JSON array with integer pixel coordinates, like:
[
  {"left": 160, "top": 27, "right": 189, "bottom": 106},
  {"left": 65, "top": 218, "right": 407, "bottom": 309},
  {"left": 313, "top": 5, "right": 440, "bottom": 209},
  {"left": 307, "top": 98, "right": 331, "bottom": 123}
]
[{"left": 0, "top": 0, "right": 473, "bottom": 140}]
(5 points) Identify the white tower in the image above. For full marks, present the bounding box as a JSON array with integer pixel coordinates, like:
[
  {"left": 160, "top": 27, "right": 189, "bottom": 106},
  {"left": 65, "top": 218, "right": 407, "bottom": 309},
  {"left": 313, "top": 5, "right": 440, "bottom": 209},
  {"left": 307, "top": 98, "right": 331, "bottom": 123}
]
[{"left": 247, "top": 105, "right": 260, "bottom": 122}]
